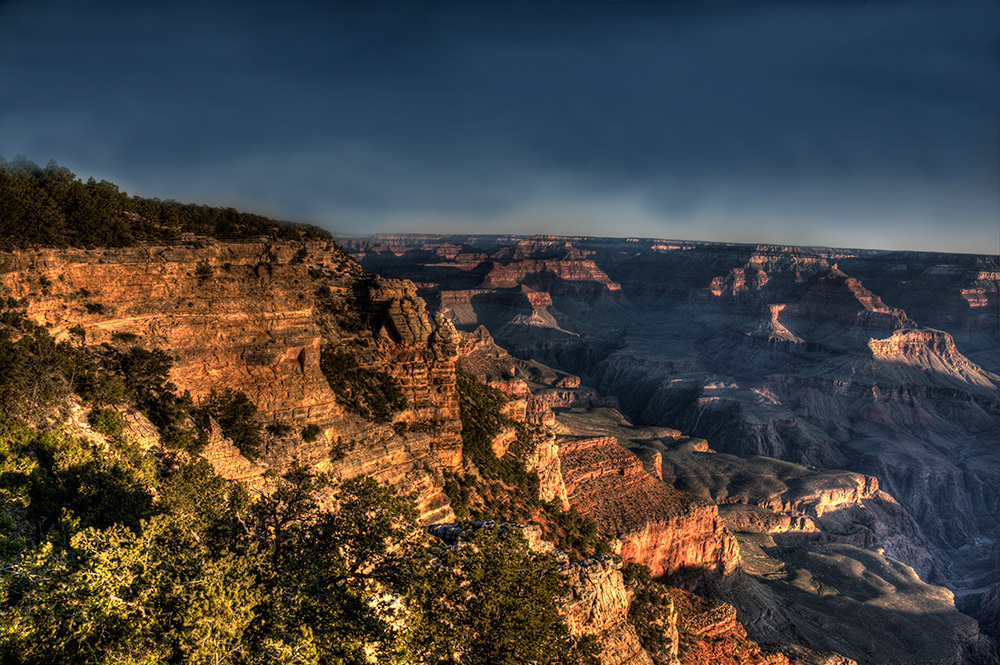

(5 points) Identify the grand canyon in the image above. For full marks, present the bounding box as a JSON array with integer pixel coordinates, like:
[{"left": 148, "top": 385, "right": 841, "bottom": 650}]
[
  {"left": 3, "top": 225, "right": 996, "bottom": 664},
  {"left": 344, "top": 233, "right": 1000, "bottom": 664}
]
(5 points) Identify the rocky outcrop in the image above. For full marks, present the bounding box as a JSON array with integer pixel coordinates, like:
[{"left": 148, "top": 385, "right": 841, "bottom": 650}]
[
  {"left": 867, "top": 328, "right": 997, "bottom": 390},
  {"left": 651, "top": 445, "right": 944, "bottom": 582},
  {"left": 199, "top": 418, "right": 269, "bottom": 483},
  {"left": 668, "top": 587, "right": 791, "bottom": 665},
  {"left": 528, "top": 429, "right": 570, "bottom": 508},
  {"left": 0, "top": 241, "right": 463, "bottom": 523},
  {"left": 561, "top": 557, "right": 656, "bottom": 665},
  {"left": 558, "top": 436, "right": 740, "bottom": 582}
]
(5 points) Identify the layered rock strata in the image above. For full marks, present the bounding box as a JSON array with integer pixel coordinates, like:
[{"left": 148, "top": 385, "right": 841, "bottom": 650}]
[
  {"left": 558, "top": 435, "right": 739, "bottom": 582},
  {"left": 0, "top": 241, "right": 462, "bottom": 522}
]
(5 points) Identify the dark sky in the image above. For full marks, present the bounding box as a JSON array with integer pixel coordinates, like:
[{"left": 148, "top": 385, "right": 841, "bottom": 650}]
[{"left": 1, "top": 0, "right": 997, "bottom": 253}]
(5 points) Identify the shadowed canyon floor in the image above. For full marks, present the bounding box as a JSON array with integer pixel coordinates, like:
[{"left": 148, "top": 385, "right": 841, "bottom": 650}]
[{"left": 345, "top": 234, "right": 1000, "bottom": 664}]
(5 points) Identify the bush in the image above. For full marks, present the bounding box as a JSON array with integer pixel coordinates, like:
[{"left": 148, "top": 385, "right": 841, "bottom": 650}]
[
  {"left": 319, "top": 349, "right": 407, "bottom": 424},
  {"left": 196, "top": 389, "right": 264, "bottom": 460},
  {"left": 88, "top": 408, "right": 125, "bottom": 438},
  {"left": 110, "top": 331, "right": 139, "bottom": 343},
  {"left": 195, "top": 259, "right": 213, "bottom": 282},
  {"left": 407, "top": 524, "right": 594, "bottom": 665},
  {"left": 301, "top": 424, "right": 321, "bottom": 442},
  {"left": 266, "top": 420, "right": 293, "bottom": 436},
  {"left": 623, "top": 563, "right": 679, "bottom": 665}
]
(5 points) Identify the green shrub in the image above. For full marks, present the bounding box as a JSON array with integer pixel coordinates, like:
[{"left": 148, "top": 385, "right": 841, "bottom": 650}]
[
  {"left": 330, "top": 436, "right": 354, "bottom": 461},
  {"left": 196, "top": 389, "right": 264, "bottom": 460},
  {"left": 88, "top": 408, "right": 125, "bottom": 438},
  {"left": 319, "top": 348, "right": 407, "bottom": 424},
  {"left": 195, "top": 259, "right": 213, "bottom": 282},
  {"left": 266, "top": 420, "right": 293, "bottom": 436},
  {"left": 408, "top": 524, "right": 595, "bottom": 665},
  {"left": 623, "top": 562, "right": 679, "bottom": 665},
  {"left": 455, "top": 367, "right": 542, "bottom": 503},
  {"left": 301, "top": 424, "right": 321, "bottom": 442}
]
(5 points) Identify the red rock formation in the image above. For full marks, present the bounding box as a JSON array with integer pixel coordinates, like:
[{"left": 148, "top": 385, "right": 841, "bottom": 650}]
[
  {"left": 0, "top": 241, "right": 462, "bottom": 523},
  {"left": 559, "top": 436, "right": 740, "bottom": 581},
  {"left": 479, "top": 258, "right": 622, "bottom": 293},
  {"left": 668, "top": 588, "right": 792, "bottom": 665},
  {"left": 561, "top": 557, "right": 656, "bottom": 665}
]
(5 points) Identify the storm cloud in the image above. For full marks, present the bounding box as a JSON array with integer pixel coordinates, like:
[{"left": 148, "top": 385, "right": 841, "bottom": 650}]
[{"left": 1, "top": 0, "right": 997, "bottom": 252}]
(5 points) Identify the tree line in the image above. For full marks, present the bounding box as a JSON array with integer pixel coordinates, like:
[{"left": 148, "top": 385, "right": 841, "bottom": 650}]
[{"left": 0, "top": 157, "right": 331, "bottom": 250}]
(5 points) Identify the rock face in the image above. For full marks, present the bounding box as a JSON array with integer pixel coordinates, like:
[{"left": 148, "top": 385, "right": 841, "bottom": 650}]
[
  {"left": 343, "top": 234, "right": 1000, "bottom": 663},
  {"left": 560, "top": 557, "right": 656, "bottom": 665},
  {"left": 668, "top": 587, "right": 791, "bottom": 665},
  {"left": 558, "top": 435, "right": 739, "bottom": 582},
  {"left": 0, "top": 241, "right": 462, "bottom": 523},
  {"left": 650, "top": 447, "right": 943, "bottom": 582},
  {"left": 199, "top": 418, "right": 269, "bottom": 483}
]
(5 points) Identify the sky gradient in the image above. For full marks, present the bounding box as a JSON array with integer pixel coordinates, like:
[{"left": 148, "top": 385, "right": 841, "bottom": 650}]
[{"left": 1, "top": 0, "right": 998, "bottom": 254}]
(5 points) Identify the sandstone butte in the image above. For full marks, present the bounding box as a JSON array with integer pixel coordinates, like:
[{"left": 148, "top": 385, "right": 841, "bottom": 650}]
[{"left": 0, "top": 239, "right": 785, "bottom": 665}]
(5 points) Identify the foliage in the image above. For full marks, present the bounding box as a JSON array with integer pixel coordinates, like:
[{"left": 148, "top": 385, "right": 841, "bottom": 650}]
[
  {"left": 265, "top": 420, "right": 293, "bottom": 437},
  {"left": 88, "top": 408, "right": 125, "bottom": 438},
  {"left": 0, "top": 426, "right": 155, "bottom": 550},
  {"left": 103, "top": 347, "right": 203, "bottom": 452},
  {"left": 0, "top": 156, "right": 333, "bottom": 250},
  {"left": 443, "top": 471, "right": 474, "bottom": 519},
  {"left": 622, "top": 563, "right": 678, "bottom": 665},
  {"left": 550, "top": 505, "right": 609, "bottom": 557},
  {"left": 111, "top": 331, "right": 139, "bottom": 343},
  {"left": 1, "top": 405, "right": 592, "bottom": 665},
  {"left": 301, "top": 424, "right": 321, "bottom": 442},
  {"left": 406, "top": 524, "right": 589, "bottom": 665},
  {"left": 196, "top": 389, "right": 264, "bottom": 460},
  {"left": 0, "top": 302, "right": 87, "bottom": 420},
  {"left": 454, "top": 368, "right": 543, "bottom": 511},
  {"left": 0, "top": 281, "right": 590, "bottom": 663},
  {"left": 195, "top": 258, "right": 214, "bottom": 282},
  {"left": 319, "top": 349, "right": 407, "bottom": 424},
  {"left": 244, "top": 467, "right": 425, "bottom": 664},
  {"left": 452, "top": 368, "right": 611, "bottom": 557}
]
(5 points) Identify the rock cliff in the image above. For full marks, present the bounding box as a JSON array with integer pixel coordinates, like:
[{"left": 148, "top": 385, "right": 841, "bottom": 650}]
[
  {"left": 558, "top": 435, "right": 740, "bottom": 582},
  {"left": 560, "top": 557, "right": 657, "bottom": 665},
  {"left": 0, "top": 240, "right": 462, "bottom": 522}
]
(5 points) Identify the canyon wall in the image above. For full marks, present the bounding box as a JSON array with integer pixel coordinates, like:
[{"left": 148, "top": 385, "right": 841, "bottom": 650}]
[
  {"left": 0, "top": 240, "right": 462, "bottom": 522},
  {"left": 558, "top": 435, "right": 740, "bottom": 582}
]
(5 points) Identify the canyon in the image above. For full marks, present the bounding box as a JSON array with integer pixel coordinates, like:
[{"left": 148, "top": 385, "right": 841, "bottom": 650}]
[
  {"left": 345, "top": 234, "right": 1000, "bottom": 664},
  {"left": 3, "top": 233, "right": 997, "bottom": 664}
]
